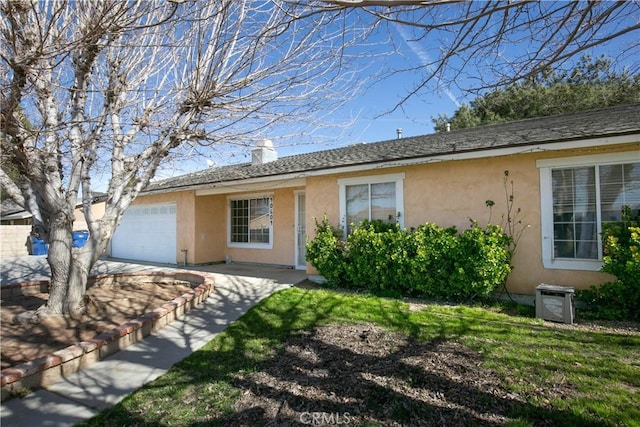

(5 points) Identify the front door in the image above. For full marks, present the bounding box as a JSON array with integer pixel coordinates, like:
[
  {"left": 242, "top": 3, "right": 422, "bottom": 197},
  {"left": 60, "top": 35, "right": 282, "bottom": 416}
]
[{"left": 295, "top": 192, "right": 306, "bottom": 270}]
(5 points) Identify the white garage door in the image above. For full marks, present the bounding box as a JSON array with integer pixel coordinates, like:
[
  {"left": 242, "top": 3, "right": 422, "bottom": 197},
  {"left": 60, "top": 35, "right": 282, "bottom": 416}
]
[{"left": 111, "top": 203, "right": 177, "bottom": 264}]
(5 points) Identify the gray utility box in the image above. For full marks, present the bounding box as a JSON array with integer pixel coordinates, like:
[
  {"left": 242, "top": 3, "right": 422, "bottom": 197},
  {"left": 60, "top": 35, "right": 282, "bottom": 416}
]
[{"left": 536, "top": 284, "right": 575, "bottom": 324}]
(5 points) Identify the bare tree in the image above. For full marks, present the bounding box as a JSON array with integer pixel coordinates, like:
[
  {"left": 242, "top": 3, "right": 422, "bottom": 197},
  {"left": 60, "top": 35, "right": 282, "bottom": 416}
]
[
  {"left": 2, "top": 0, "right": 638, "bottom": 319},
  {"left": 0, "top": 0, "right": 372, "bottom": 318},
  {"left": 320, "top": 0, "right": 640, "bottom": 106}
]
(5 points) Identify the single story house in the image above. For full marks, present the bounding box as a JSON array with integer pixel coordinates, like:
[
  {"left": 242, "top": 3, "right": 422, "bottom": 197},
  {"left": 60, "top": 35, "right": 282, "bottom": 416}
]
[
  {"left": 111, "top": 103, "right": 640, "bottom": 296},
  {"left": 1, "top": 194, "right": 107, "bottom": 228},
  {"left": 1, "top": 199, "right": 34, "bottom": 226}
]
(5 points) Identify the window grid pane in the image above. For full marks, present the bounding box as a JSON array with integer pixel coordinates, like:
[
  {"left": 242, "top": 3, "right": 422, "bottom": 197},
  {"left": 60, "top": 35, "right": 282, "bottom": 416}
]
[
  {"left": 371, "top": 182, "right": 396, "bottom": 222},
  {"left": 249, "top": 198, "right": 270, "bottom": 244},
  {"left": 552, "top": 167, "right": 598, "bottom": 260},
  {"left": 230, "top": 200, "right": 249, "bottom": 243},
  {"left": 345, "top": 181, "right": 396, "bottom": 234},
  {"left": 346, "top": 184, "right": 369, "bottom": 233},
  {"left": 230, "top": 197, "right": 271, "bottom": 244},
  {"left": 551, "top": 162, "right": 640, "bottom": 261},
  {"left": 600, "top": 162, "right": 640, "bottom": 223}
]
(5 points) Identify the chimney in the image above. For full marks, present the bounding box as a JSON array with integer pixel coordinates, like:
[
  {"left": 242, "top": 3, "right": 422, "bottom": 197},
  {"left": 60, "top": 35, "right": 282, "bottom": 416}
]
[
  {"left": 396, "top": 128, "right": 403, "bottom": 139},
  {"left": 252, "top": 139, "right": 278, "bottom": 165}
]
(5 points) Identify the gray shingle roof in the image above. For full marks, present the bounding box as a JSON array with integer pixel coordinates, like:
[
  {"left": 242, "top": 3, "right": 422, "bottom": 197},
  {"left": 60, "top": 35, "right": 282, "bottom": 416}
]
[
  {"left": 1, "top": 193, "right": 109, "bottom": 219},
  {"left": 145, "top": 103, "right": 640, "bottom": 193},
  {"left": 0, "top": 198, "right": 24, "bottom": 216}
]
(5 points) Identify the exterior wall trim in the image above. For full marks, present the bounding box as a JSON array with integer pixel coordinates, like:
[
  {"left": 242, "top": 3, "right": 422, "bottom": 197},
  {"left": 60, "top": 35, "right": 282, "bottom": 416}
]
[{"left": 196, "top": 178, "right": 306, "bottom": 196}]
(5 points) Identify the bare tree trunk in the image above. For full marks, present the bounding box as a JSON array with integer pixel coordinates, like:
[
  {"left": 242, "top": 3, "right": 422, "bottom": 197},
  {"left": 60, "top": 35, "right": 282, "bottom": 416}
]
[
  {"left": 41, "top": 212, "right": 79, "bottom": 315},
  {"left": 36, "top": 221, "right": 99, "bottom": 318},
  {"left": 66, "top": 250, "right": 94, "bottom": 313}
]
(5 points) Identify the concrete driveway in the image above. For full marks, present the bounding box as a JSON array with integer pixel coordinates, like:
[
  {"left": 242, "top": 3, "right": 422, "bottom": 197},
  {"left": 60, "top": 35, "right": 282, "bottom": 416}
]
[{"left": 0, "top": 256, "right": 308, "bottom": 426}]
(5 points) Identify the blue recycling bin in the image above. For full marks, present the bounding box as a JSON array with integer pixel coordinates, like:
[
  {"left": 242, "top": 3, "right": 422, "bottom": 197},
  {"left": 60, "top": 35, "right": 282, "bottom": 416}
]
[
  {"left": 31, "top": 237, "right": 48, "bottom": 255},
  {"left": 72, "top": 230, "right": 90, "bottom": 248}
]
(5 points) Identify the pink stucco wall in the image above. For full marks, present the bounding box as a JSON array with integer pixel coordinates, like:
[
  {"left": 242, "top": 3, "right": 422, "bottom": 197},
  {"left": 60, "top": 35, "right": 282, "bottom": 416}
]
[
  {"left": 131, "top": 142, "right": 637, "bottom": 295},
  {"left": 305, "top": 144, "right": 636, "bottom": 295}
]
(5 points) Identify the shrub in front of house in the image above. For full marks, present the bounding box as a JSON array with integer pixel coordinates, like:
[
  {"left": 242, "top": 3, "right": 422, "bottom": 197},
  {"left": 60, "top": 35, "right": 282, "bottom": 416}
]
[
  {"left": 448, "top": 222, "right": 513, "bottom": 300},
  {"left": 577, "top": 207, "right": 640, "bottom": 321},
  {"left": 306, "top": 216, "right": 512, "bottom": 302},
  {"left": 305, "top": 215, "right": 348, "bottom": 287}
]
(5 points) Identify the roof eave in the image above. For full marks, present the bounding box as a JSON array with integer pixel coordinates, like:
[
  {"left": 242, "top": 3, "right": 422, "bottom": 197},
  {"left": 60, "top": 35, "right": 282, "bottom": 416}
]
[{"left": 140, "top": 132, "right": 640, "bottom": 197}]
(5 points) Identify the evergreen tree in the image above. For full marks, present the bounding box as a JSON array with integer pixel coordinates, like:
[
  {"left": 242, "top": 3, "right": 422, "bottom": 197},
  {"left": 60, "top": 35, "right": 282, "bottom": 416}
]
[{"left": 433, "top": 56, "right": 640, "bottom": 132}]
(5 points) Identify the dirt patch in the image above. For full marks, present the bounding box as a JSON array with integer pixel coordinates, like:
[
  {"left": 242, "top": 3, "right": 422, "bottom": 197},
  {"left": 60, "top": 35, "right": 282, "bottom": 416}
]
[
  {"left": 1, "top": 279, "right": 194, "bottom": 369},
  {"left": 225, "top": 323, "right": 540, "bottom": 426}
]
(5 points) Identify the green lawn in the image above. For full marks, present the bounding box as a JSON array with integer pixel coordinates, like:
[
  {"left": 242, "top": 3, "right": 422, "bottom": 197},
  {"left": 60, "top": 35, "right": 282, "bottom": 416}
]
[{"left": 81, "top": 287, "right": 640, "bottom": 426}]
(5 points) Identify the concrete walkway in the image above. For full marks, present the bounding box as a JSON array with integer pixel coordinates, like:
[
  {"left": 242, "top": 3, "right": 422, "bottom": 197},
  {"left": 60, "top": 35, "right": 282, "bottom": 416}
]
[{"left": 0, "top": 257, "right": 307, "bottom": 426}]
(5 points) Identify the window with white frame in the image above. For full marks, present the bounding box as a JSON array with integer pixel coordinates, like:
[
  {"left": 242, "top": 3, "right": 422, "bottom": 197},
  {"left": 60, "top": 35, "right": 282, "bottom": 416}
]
[
  {"left": 538, "top": 153, "right": 640, "bottom": 270},
  {"left": 338, "top": 173, "right": 405, "bottom": 235},
  {"left": 228, "top": 195, "right": 273, "bottom": 248}
]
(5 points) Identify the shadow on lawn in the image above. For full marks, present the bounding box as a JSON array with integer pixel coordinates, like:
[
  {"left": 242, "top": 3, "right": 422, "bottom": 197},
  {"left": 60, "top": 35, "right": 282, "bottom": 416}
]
[{"left": 85, "top": 288, "right": 610, "bottom": 427}]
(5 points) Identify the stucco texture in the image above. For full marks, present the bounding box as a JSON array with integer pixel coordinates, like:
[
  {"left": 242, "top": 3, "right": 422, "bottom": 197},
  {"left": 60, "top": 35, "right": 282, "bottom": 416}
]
[
  {"left": 305, "top": 145, "right": 635, "bottom": 295},
  {"left": 128, "top": 143, "right": 637, "bottom": 295}
]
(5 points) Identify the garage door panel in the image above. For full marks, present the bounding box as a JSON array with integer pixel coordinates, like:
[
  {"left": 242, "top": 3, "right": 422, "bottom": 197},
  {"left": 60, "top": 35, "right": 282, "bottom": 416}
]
[{"left": 111, "top": 203, "right": 176, "bottom": 264}]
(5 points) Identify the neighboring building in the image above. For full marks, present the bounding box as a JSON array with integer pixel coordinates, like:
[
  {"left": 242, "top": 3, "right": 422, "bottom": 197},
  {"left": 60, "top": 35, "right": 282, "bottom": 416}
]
[
  {"left": 0, "top": 199, "right": 33, "bottom": 225},
  {"left": 1, "top": 194, "right": 107, "bottom": 229},
  {"left": 0, "top": 195, "right": 107, "bottom": 257},
  {"left": 110, "top": 104, "right": 640, "bottom": 296}
]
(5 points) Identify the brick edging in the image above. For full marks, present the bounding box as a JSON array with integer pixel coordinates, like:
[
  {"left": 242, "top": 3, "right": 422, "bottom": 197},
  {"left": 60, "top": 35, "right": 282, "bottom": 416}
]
[
  {"left": 0, "top": 271, "right": 215, "bottom": 402},
  {"left": 1, "top": 280, "right": 51, "bottom": 298}
]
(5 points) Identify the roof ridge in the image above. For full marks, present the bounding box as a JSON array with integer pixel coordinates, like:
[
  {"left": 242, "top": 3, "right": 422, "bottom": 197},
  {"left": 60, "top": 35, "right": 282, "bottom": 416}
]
[{"left": 145, "top": 102, "right": 640, "bottom": 193}]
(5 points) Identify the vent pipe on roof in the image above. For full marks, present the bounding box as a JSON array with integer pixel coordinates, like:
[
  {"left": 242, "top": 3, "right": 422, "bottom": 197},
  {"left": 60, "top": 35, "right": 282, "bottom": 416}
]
[
  {"left": 446, "top": 123, "right": 451, "bottom": 132},
  {"left": 396, "top": 128, "right": 403, "bottom": 139},
  {"left": 252, "top": 139, "right": 278, "bottom": 165}
]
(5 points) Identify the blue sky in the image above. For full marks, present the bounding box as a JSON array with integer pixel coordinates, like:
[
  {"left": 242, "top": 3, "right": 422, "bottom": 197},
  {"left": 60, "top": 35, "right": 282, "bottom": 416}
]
[
  {"left": 325, "top": 22, "right": 464, "bottom": 146},
  {"left": 154, "top": 21, "right": 467, "bottom": 178},
  {"left": 152, "top": 4, "right": 639, "bottom": 180}
]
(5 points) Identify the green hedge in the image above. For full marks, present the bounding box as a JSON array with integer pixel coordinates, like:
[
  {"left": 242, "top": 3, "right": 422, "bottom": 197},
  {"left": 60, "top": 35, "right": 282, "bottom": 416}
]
[
  {"left": 306, "top": 216, "right": 512, "bottom": 302},
  {"left": 577, "top": 207, "right": 640, "bottom": 321}
]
